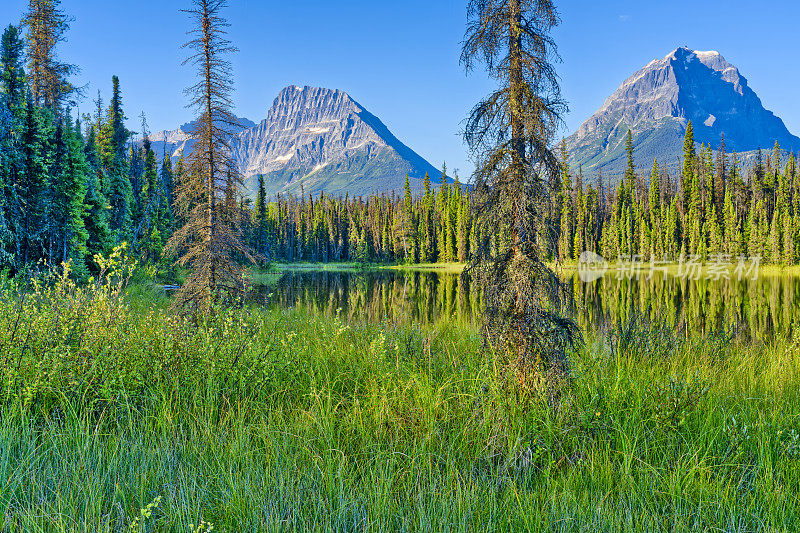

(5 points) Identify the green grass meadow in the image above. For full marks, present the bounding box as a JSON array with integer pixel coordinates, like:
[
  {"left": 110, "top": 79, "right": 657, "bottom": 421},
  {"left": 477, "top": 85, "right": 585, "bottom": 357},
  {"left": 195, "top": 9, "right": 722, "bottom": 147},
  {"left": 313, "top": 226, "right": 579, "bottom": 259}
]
[{"left": 0, "top": 267, "right": 798, "bottom": 531}]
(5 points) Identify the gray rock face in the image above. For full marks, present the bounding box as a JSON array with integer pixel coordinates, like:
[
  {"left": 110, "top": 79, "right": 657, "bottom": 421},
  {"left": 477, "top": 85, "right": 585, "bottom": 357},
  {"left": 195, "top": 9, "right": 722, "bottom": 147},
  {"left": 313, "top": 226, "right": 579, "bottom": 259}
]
[
  {"left": 148, "top": 116, "right": 256, "bottom": 169},
  {"left": 566, "top": 47, "right": 800, "bottom": 181},
  {"left": 149, "top": 86, "right": 444, "bottom": 198}
]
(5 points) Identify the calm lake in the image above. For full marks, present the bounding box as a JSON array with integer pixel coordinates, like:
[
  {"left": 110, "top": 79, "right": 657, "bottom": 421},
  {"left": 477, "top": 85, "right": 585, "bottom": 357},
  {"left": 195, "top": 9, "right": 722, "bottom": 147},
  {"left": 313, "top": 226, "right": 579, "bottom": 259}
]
[{"left": 254, "top": 269, "right": 800, "bottom": 340}]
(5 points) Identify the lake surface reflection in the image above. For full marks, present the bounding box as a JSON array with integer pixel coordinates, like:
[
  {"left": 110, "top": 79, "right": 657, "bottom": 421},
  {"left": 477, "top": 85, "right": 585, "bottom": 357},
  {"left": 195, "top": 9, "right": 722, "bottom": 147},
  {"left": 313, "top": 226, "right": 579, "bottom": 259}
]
[{"left": 255, "top": 269, "right": 800, "bottom": 340}]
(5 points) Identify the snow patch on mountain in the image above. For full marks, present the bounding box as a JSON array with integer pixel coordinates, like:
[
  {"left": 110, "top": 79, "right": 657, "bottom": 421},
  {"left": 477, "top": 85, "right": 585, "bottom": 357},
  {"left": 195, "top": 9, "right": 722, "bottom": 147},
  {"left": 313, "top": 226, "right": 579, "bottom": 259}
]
[
  {"left": 149, "top": 86, "right": 445, "bottom": 197},
  {"left": 565, "top": 47, "right": 800, "bottom": 181}
]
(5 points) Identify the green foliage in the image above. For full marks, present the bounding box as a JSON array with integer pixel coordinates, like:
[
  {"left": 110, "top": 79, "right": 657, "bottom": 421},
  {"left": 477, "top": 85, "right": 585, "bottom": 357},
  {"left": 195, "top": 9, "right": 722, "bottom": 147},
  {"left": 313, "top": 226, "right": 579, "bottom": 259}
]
[
  {"left": 127, "top": 496, "right": 162, "bottom": 532},
  {"left": 0, "top": 25, "right": 26, "bottom": 266},
  {"left": 7, "top": 78, "right": 800, "bottom": 276},
  {"left": 81, "top": 123, "right": 112, "bottom": 268},
  {"left": 0, "top": 266, "right": 798, "bottom": 529},
  {"left": 97, "top": 76, "right": 133, "bottom": 244},
  {"left": 538, "top": 130, "right": 800, "bottom": 265},
  {"left": 1, "top": 25, "right": 26, "bottom": 114},
  {"left": 254, "top": 177, "right": 471, "bottom": 266},
  {"left": 51, "top": 113, "right": 89, "bottom": 274},
  {"left": 646, "top": 374, "right": 710, "bottom": 431}
]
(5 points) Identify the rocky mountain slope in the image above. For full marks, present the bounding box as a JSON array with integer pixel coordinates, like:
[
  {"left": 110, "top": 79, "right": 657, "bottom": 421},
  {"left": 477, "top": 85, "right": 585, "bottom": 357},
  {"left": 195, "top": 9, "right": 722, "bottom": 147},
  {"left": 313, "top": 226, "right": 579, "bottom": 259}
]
[
  {"left": 149, "top": 86, "right": 444, "bottom": 198},
  {"left": 565, "top": 47, "right": 800, "bottom": 180}
]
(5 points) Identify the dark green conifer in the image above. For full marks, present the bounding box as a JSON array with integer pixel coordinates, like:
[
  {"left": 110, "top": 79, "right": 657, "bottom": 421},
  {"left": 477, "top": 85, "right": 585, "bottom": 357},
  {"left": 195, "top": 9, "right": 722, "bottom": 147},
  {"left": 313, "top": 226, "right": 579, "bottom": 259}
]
[
  {"left": 81, "top": 123, "right": 111, "bottom": 268},
  {"left": 461, "top": 0, "right": 578, "bottom": 396}
]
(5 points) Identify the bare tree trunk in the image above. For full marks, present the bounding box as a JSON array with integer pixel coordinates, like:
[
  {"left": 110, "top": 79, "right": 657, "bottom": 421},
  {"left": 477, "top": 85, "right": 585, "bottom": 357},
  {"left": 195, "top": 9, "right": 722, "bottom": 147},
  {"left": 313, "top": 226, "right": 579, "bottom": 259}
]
[
  {"left": 168, "top": 0, "right": 257, "bottom": 312},
  {"left": 509, "top": 0, "right": 526, "bottom": 259},
  {"left": 509, "top": 0, "right": 527, "bottom": 360},
  {"left": 203, "top": 14, "right": 217, "bottom": 294},
  {"left": 509, "top": 0, "right": 525, "bottom": 190}
]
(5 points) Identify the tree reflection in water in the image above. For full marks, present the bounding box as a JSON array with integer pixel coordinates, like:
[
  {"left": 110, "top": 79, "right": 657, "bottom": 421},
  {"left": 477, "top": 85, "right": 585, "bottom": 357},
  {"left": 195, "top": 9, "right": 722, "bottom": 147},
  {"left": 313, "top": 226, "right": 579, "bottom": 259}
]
[{"left": 252, "top": 270, "right": 800, "bottom": 341}]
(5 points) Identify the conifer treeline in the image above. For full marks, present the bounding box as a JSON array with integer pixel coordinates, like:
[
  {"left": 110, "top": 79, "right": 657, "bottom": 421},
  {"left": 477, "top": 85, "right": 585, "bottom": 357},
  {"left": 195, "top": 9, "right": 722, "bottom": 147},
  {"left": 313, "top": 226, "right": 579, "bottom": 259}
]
[
  {"left": 0, "top": 17, "right": 176, "bottom": 276},
  {"left": 3, "top": 1, "right": 800, "bottom": 274},
  {"left": 249, "top": 171, "right": 474, "bottom": 264},
  {"left": 555, "top": 126, "right": 800, "bottom": 265},
  {"left": 248, "top": 123, "right": 800, "bottom": 267}
]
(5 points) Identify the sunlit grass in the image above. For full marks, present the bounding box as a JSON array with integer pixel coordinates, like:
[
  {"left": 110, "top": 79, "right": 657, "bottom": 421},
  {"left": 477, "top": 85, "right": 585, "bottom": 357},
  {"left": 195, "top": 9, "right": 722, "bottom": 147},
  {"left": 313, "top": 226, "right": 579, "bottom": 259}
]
[
  {"left": 263, "top": 261, "right": 467, "bottom": 274},
  {"left": 0, "top": 266, "right": 798, "bottom": 531},
  {"left": 383, "top": 262, "right": 465, "bottom": 273}
]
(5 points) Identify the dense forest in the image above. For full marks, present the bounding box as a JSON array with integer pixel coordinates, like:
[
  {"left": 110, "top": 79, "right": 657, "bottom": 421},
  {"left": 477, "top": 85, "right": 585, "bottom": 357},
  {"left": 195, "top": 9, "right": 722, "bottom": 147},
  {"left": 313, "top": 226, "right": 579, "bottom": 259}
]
[
  {"left": 254, "top": 128, "right": 799, "bottom": 266},
  {"left": 2, "top": 6, "right": 799, "bottom": 275},
  {"left": 0, "top": 11, "right": 174, "bottom": 278}
]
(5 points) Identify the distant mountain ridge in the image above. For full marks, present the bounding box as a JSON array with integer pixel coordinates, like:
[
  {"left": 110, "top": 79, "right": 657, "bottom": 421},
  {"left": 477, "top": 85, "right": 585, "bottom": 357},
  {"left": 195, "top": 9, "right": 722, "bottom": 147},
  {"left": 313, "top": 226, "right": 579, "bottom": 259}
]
[
  {"left": 149, "top": 86, "right": 446, "bottom": 198},
  {"left": 565, "top": 47, "right": 800, "bottom": 180}
]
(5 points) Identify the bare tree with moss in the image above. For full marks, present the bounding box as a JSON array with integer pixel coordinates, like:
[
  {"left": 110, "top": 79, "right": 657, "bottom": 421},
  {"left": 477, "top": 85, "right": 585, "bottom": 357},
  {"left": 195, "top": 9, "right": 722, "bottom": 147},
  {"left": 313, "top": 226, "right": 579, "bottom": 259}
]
[
  {"left": 461, "top": 0, "right": 579, "bottom": 400},
  {"left": 167, "top": 0, "right": 254, "bottom": 313}
]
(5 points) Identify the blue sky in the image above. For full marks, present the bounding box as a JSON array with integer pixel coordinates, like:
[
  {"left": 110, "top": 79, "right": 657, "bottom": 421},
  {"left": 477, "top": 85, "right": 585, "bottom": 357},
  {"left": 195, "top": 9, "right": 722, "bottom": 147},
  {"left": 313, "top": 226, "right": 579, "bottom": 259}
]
[{"left": 1, "top": 0, "right": 799, "bottom": 177}]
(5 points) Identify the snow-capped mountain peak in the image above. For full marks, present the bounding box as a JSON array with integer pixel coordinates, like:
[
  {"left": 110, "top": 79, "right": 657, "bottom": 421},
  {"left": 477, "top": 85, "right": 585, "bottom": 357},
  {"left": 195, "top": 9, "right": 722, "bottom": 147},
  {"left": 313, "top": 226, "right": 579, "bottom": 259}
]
[
  {"left": 566, "top": 47, "right": 800, "bottom": 179},
  {"left": 149, "top": 85, "right": 443, "bottom": 197}
]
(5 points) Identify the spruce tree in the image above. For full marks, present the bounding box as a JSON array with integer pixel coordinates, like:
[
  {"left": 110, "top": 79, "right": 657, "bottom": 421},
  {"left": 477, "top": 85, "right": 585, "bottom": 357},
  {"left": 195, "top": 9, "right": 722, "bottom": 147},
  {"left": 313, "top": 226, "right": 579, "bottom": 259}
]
[
  {"left": 703, "top": 144, "right": 715, "bottom": 218},
  {"left": 18, "top": 91, "right": 50, "bottom": 264},
  {"left": 768, "top": 208, "right": 782, "bottom": 264},
  {"left": 159, "top": 153, "right": 175, "bottom": 233},
  {"left": 399, "top": 173, "right": 415, "bottom": 262},
  {"left": 666, "top": 198, "right": 679, "bottom": 260},
  {"left": 81, "top": 123, "right": 111, "bottom": 268},
  {"left": 714, "top": 134, "right": 727, "bottom": 215},
  {"left": 723, "top": 185, "right": 738, "bottom": 256},
  {"left": 559, "top": 177, "right": 573, "bottom": 260},
  {"left": 47, "top": 112, "right": 87, "bottom": 270},
  {"left": 421, "top": 172, "right": 433, "bottom": 262},
  {"left": 624, "top": 129, "right": 635, "bottom": 192},
  {"left": 647, "top": 159, "right": 660, "bottom": 259},
  {"left": 558, "top": 141, "right": 573, "bottom": 260},
  {"left": 551, "top": 143, "right": 565, "bottom": 253},
  {"left": 23, "top": 0, "right": 77, "bottom": 111},
  {"left": 457, "top": 196, "right": 470, "bottom": 262},
  {"left": 640, "top": 211, "right": 651, "bottom": 259},
  {"left": 706, "top": 203, "right": 721, "bottom": 257},
  {"left": 254, "top": 174, "right": 268, "bottom": 257},
  {"left": 446, "top": 174, "right": 459, "bottom": 261},
  {"left": 790, "top": 153, "right": 800, "bottom": 217},
  {"left": 572, "top": 166, "right": 585, "bottom": 260},
  {"left": 0, "top": 24, "right": 27, "bottom": 267},
  {"left": 584, "top": 187, "right": 598, "bottom": 253},
  {"left": 783, "top": 211, "right": 795, "bottom": 265},
  {"left": 622, "top": 129, "right": 636, "bottom": 258},
  {"left": 753, "top": 149, "right": 765, "bottom": 203},
  {"left": 167, "top": 0, "right": 256, "bottom": 311},
  {"left": 437, "top": 181, "right": 449, "bottom": 262},
  {"left": 462, "top": 0, "right": 578, "bottom": 394},
  {"left": 1, "top": 25, "right": 26, "bottom": 115},
  {"left": 688, "top": 144, "right": 704, "bottom": 255},
  {"left": 129, "top": 142, "right": 145, "bottom": 231},
  {"left": 747, "top": 198, "right": 764, "bottom": 260},
  {"left": 681, "top": 121, "right": 696, "bottom": 212},
  {"left": 136, "top": 139, "right": 158, "bottom": 256},
  {"left": 98, "top": 76, "right": 132, "bottom": 242}
]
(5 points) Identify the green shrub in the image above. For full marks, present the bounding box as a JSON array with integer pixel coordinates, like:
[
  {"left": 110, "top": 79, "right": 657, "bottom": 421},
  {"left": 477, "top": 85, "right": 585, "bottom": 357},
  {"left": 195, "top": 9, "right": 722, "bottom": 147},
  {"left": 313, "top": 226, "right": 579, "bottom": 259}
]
[{"left": 0, "top": 256, "right": 799, "bottom": 530}]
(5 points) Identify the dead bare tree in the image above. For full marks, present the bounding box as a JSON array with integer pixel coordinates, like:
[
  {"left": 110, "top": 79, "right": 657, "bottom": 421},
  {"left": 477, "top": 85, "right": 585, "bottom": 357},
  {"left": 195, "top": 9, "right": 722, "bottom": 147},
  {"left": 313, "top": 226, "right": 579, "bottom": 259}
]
[
  {"left": 166, "top": 0, "right": 255, "bottom": 314},
  {"left": 461, "top": 0, "right": 580, "bottom": 402}
]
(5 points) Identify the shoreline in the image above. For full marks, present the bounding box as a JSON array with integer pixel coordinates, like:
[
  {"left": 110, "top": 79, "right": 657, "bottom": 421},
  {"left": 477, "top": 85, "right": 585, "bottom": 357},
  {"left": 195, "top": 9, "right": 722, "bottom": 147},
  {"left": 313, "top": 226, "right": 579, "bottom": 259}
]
[{"left": 249, "top": 260, "right": 800, "bottom": 280}]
